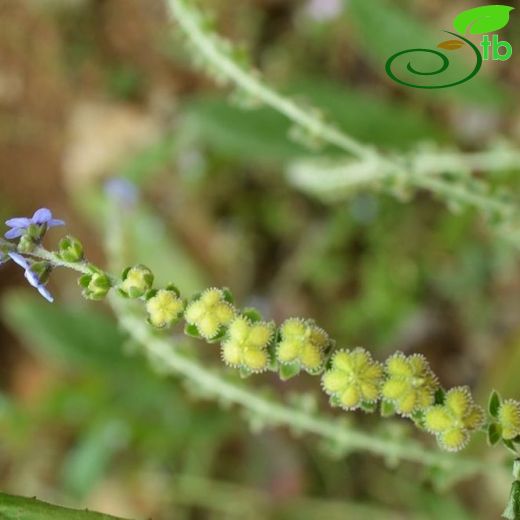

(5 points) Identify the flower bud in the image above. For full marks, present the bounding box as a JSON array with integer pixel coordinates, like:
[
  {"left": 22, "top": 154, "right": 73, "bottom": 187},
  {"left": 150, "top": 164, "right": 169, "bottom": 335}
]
[
  {"left": 18, "top": 234, "right": 36, "bottom": 254},
  {"left": 118, "top": 265, "right": 154, "bottom": 299},
  {"left": 79, "top": 272, "right": 112, "bottom": 300},
  {"left": 59, "top": 235, "right": 84, "bottom": 263},
  {"left": 146, "top": 287, "right": 185, "bottom": 328}
]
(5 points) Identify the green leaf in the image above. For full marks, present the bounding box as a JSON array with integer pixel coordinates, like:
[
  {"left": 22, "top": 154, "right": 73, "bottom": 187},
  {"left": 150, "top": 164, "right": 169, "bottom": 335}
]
[
  {"left": 60, "top": 420, "right": 128, "bottom": 498},
  {"left": 0, "top": 492, "right": 130, "bottom": 520},
  {"left": 1, "top": 291, "right": 129, "bottom": 371},
  {"left": 488, "top": 389, "right": 502, "bottom": 418},
  {"left": 453, "top": 5, "right": 514, "bottom": 35},
  {"left": 487, "top": 422, "right": 502, "bottom": 446},
  {"left": 502, "top": 480, "right": 520, "bottom": 520}
]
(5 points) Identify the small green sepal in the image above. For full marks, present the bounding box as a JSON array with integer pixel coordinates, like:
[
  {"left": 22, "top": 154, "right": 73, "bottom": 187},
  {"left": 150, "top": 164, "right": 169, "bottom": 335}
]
[
  {"left": 503, "top": 479, "right": 520, "bottom": 520},
  {"left": 489, "top": 390, "right": 502, "bottom": 418},
  {"left": 58, "top": 235, "right": 84, "bottom": 262},
  {"left": 487, "top": 422, "right": 502, "bottom": 446},
  {"left": 381, "top": 400, "right": 396, "bottom": 417},
  {"left": 242, "top": 307, "right": 263, "bottom": 323},
  {"left": 279, "top": 362, "right": 301, "bottom": 381},
  {"left": 184, "top": 323, "right": 201, "bottom": 338},
  {"left": 360, "top": 401, "right": 377, "bottom": 413},
  {"left": 222, "top": 287, "right": 234, "bottom": 304}
]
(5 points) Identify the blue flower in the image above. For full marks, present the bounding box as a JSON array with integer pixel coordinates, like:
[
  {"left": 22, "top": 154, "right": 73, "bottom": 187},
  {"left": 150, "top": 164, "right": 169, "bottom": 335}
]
[
  {"left": 5, "top": 208, "right": 65, "bottom": 240},
  {"left": 104, "top": 178, "right": 138, "bottom": 208},
  {"left": 8, "top": 252, "right": 54, "bottom": 303}
]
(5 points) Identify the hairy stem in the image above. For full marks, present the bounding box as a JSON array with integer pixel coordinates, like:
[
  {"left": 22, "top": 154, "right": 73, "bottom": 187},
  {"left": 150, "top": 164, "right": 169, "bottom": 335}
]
[
  {"left": 166, "top": 0, "right": 520, "bottom": 243},
  {"left": 166, "top": 0, "right": 372, "bottom": 160}
]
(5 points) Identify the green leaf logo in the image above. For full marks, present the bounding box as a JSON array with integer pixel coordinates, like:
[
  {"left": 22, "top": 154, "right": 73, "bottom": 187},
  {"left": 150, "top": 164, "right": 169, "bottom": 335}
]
[{"left": 453, "top": 5, "right": 514, "bottom": 35}]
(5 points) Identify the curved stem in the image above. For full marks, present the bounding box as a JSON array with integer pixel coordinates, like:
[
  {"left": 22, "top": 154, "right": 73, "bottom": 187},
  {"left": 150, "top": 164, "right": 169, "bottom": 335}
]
[
  {"left": 166, "top": 0, "right": 373, "bottom": 160},
  {"left": 166, "top": 0, "right": 520, "bottom": 244}
]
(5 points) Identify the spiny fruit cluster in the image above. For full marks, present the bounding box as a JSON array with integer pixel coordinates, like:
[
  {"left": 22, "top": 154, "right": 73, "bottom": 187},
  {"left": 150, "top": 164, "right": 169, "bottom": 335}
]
[
  {"left": 2, "top": 205, "right": 519, "bottom": 456},
  {"left": 87, "top": 260, "right": 520, "bottom": 454}
]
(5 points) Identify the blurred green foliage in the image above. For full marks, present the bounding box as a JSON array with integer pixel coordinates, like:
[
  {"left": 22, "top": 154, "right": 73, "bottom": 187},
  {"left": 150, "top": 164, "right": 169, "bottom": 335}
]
[{"left": 0, "top": 0, "right": 519, "bottom": 518}]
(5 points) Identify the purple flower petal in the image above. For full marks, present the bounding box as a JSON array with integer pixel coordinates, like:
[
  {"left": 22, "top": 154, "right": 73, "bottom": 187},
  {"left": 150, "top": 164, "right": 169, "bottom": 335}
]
[
  {"left": 5, "top": 228, "right": 24, "bottom": 239},
  {"left": 8, "top": 252, "right": 29, "bottom": 269},
  {"left": 24, "top": 269, "right": 41, "bottom": 288},
  {"left": 37, "top": 285, "right": 54, "bottom": 303},
  {"left": 47, "top": 219, "right": 65, "bottom": 228},
  {"left": 32, "top": 208, "right": 52, "bottom": 224},
  {"left": 5, "top": 217, "right": 32, "bottom": 228}
]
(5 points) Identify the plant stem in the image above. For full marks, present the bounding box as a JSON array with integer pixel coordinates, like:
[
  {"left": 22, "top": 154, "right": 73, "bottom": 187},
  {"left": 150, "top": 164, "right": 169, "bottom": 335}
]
[
  {"left": 166, "top": 0, "right": 520, "bottom": 243},
  {"left": 166, "top": 0, "right": 372, "bottom": 161}
]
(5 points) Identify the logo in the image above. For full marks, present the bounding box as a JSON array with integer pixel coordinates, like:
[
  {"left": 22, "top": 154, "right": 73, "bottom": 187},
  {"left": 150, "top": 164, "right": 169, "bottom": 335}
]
[{"left": 385, "top": 5, "right": 514, "bottom": 89}]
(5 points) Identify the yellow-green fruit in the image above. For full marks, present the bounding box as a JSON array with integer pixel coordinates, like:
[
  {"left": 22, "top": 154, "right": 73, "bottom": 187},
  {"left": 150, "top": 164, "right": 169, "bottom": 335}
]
[
  {"left": 220, "top": 316, "right": 274, "bottom": 372},
  {"left": 321, "top": 348, "right": 383, "bottom": 411},
  {"left": 277, "top": 318, "right": 329, "bottom": 373},
  {"left": 498, "top": 400, "right": 520, "bottom": 440},
  {"left": 381, "top": 352, "right": 438, "bottom": 416},
  {"left": 146, "top": 290, "right": 184, "bottom": 328},
  {"left": 424, "top": 387, "right": 484, "bottom": 452},
  {"left": 184, "top": 288, "right": 235, "bottom": 340},
  {"left": 119, "top": 265, "right": 154, "bottom": 298}
]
